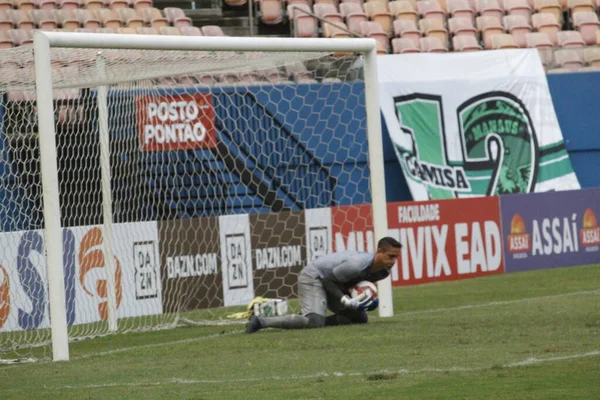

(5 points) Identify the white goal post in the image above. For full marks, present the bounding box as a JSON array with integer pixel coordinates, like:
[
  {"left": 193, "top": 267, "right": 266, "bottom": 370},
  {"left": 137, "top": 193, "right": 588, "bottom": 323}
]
[{"left": 28, "top": 32, "right": 392, "bottom": 362}]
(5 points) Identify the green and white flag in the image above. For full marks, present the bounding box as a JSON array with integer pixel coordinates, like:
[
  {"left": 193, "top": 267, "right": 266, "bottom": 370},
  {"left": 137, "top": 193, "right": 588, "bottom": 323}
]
[{"left": 378, "top": 49, "right": 580, "bottom": 201}]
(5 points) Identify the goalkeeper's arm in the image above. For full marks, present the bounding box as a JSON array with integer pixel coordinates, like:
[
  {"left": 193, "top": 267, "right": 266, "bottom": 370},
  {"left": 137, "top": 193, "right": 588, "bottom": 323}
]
[{"left": 320, "top": 277, "right": 361, "bottom": 309}]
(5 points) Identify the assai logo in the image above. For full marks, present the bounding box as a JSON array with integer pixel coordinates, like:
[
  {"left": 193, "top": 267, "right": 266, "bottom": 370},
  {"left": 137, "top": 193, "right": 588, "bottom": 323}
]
[
  {"left": 391, "top": 92, "right": 572, "bottom": 199},
  {"left": 580, "top": 208, "right": 600, "bottom": 251},
  {"left": 133, "top": 241, "right": 159, "bottom": 300},
  {"left": 507, "top": 214, "right": 530, "bottom": 257},
  {"left": 225, "top": 233, "right": 248, "bottom": 289}
]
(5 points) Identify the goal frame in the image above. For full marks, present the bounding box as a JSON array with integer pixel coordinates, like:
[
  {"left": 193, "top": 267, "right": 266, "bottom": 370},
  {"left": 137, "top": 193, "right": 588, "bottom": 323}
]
[{"left": 32, "top": 31, "right": 392, "bottom": 362}]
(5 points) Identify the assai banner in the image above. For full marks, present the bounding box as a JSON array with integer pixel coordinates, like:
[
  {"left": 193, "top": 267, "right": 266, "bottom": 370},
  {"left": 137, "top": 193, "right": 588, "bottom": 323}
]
[
  {"left": 378, "top": 50, "right": 580, "bottom": 201},
  {"left": 501, "top": 188, "right": 600, "bottom": 272}
]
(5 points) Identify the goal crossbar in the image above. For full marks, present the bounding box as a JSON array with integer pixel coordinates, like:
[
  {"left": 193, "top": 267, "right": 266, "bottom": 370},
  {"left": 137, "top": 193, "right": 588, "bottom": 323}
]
[{"left": 31, "top": 31, "right": 391, "bottom": 363}]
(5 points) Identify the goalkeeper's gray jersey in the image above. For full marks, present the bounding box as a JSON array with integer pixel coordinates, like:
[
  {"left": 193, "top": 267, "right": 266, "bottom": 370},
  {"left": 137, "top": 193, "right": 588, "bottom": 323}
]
[{"left": 302, "top": 251, "right": 374, "bottom": 283}]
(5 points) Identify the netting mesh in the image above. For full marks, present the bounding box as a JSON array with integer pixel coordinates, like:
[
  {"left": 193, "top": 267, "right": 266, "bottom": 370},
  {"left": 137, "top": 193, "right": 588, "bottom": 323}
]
[{"left": 0, "top": 44, "right": 373, "bottom": 362}]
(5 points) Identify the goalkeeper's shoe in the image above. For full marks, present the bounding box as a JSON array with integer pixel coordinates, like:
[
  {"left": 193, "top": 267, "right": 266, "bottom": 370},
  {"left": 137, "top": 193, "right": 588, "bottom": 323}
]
[{"left": 245, "top": 316, "right": 263, "bottom": 334}]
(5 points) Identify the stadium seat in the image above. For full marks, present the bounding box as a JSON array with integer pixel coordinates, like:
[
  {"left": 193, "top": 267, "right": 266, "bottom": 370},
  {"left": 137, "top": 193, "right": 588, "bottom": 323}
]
[
  {"left": 364, "top": 1, "right": 393, "bottom": 35},
  {"left": 557, "top": 30, "right": 585, "bottom": 46},
  {"left": 583, "top": 46, "right": 600, "bottom": 66},
  {"left": 503, "top": 15, "right": 531, "bottom": 47},
  {"left": 452, "top": 34, "right": 483, "bottom": 49},
  {"left": 108, "top": 0, "right": 129, "bottom": 9},
  {"left": 259, "top": 0, "right": 283, "bottom": 25},
  {"left": 115, "top": 26, "right": 136, "bottom": 33},
  {"left": 82, "top": 0, "right": 103, "bottom": 9},
  {"left": 159, "top": 26, "right": 181, "bottom": 35},
  {"left": 339, "top": 2, "right": 368, "bottom": 34},
  {"left": 8, "top": 28, "right": 32, "bottom": 45},
  {"left": 504, "top": 0, "right": 531, "bottom": 19},
  {"left": 314, "top": 2, "right": 344, "bottom": 34},
  {"left": 34, "top": 0, "right": 56, "bottom": 9},
  {"left": 391, "top": 36, "right": 421, "bottom": 52},
  {"left": 448, "top": 16, "right": 477, "bottom": 37},
  {"left": 323, "top": 21, "right": 352, "bottom": 37},
  {"left": 531, "top": 12, "right": 560, "bottom": 45},
  {"left": 288, "top": 4, "right": 317, "bottom": 37},
  {"left": 95, "top": 8, "right": 122, "bottom": 29},
  {"left": 163, "top": 7, "right": 192, "bottom": 28},
  {"left": 492, "top": 32, "right": 519, "bottom": 47},
  {"left": 10, "top": 10, "right": 35, "bottom": 30},
  {"left": 573, "top": 11, "right": 599, "bottom": 45},
  {"left": 180, "top": 25, "right": 202, "bottom": 35},
  {"left": 117, "top": 8, "right": 143, "bottom": 28},
  {"left": 360, "top": 20, "right": 389, "bottom": 52},
  {"left": 55, "top": 10, "right": 77, "bottom": 30},
  {"left": 419, "top": 17, "right": 448, "bottom": 47},
  {"left": 554, "top": 48, "right": 584, "bottom": 70},
  {"left": 0, "top": 0, "right": 11, "bottom": 10},
  {"left": 141, "top": 7, "right": 167, "bottom": 28},
  {"left": 0, "top": 10, "right": 12, "bottom": 30},
  {"left": 447, "top": 0, "right": 475, "bottom": 19},
  {"left": 388, "top": 0, "right": 418, "bottom": 23},
  {"left": 393, "top": 19, "right": 420, "bottom": 44},
  {"left": 420, "top": 35, "right": 448, "bottom": 51},
  {"left": 417, "top": 0, "right": 446, "bottom": 20},
  {"left": 567, "top": 0, "right": 594, "bottom": 14},
  {"left": 526, "top": 31, "right": 553, "bottom": 66},
  {"left": 533, "top": 0, "right": 562, "bottom": 23},
  {"left": 201, "top": 25, "right": 226, "bottom": 36},
  {"left": 476, "top": 15, "right": 505, "bottom": 49},
  {"left": 96, "top": 27, "right": 115, "bottom": 33},
  {"left": 132, "top": 0, "right": 152, "bottom": 10},
  {"left": 74, "top": 9, "right": 100, "bottom": 30},
  {"left": 477, "top": 0, "right": 504, "bottom": 19},
  {"left": 224, "top": 0, "right": 247, "bottom": 6},
  {"left": 136, "top": 26, "right": 158, "bottom": 34},
  {"left": 32, "top": 9, "right": 57, "bottom": 29},
  {"left": 0, "top": 29, "right": 13, "bottom": 48},
  {"left": 14, "top": 0, "right": 34, "bottom": 10}
]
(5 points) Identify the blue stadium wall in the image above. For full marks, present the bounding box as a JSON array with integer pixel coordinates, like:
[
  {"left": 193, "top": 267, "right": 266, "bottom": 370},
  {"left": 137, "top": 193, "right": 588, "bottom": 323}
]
[{"left": 0, "top": 72, "right": 599, "bottom": 231}]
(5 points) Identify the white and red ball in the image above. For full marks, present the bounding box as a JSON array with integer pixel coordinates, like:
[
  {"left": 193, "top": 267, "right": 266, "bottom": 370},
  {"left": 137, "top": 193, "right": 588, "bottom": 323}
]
[{"left": 349, "top": 281, "right": 379, "bottom": 311}]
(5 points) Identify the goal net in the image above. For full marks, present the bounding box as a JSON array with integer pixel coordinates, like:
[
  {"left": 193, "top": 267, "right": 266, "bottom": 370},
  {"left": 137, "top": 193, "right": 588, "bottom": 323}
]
[{"left": 0, "top": 34, "right": 388, "bottom": 363}]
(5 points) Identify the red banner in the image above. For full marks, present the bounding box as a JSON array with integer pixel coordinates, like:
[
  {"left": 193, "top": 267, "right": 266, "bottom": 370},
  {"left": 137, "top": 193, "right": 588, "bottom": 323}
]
[
  {"left": 136, "top": 93, "right": 216, "bottom": 152},
  {"left": 389, "top": 197, "right": 504, "bottom": 286}
]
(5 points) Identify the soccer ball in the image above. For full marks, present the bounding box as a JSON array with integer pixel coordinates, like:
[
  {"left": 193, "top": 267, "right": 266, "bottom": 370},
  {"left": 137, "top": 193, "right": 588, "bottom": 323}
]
[{"left": 349, "top": 280, "right": 379, "bottom": 311}]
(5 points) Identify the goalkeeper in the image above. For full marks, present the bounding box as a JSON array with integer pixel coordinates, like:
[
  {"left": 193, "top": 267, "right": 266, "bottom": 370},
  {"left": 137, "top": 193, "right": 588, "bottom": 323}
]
[{"left": 246, "top": 237, "right": 401, "bottom": 333}]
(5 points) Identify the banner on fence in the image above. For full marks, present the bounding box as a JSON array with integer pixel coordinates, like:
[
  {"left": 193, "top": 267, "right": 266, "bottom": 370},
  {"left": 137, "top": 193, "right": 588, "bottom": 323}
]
[
  {"left": 500, "top": 188, "right": 600, "bottom": 273},
  {"left": 378, "top": 50, "right": 580, "bottom": 201}
]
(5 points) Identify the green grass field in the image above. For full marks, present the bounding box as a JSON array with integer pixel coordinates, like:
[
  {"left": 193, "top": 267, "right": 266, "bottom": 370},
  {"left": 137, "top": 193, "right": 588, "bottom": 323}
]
[{"left": 1, "top": 264, "right": 599, "bottom": 400}]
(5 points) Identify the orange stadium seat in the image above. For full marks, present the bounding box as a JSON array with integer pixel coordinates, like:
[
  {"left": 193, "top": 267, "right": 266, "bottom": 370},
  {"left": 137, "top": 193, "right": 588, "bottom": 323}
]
[
  {"left": 0, "top": 0, "right": 11, "bottom": 10},
  {"left": 360, "top": 20, "right": 389, "bottom": 52},
  {"left": 132, "top": 0, "right": 152, "bottom": 10},
  {"left": 0, "top": 10, "right": 12, "bottom": 29},
  {"left": 533, "top": 0, "right": 562, "bottom": 23},
  {"left": 526, "top": 31, "right": 553, "bottom": 66},
  {"left": 531, "top": 12, "right": 560, "bottom": 45},
  {"left": 453, "top": 34, "right": 483, "bottom": 50},
  {"left": 477, "top": 0, "right": 504, "bottom": 19},
  {"left": 159, "top": 25, "right": 180, "bottom": 35},
  {"left": 554, "top": 48, "right": 584, "bottom": 70},
  {"left": 420, "top": 35, "right": 447, "bottom": 51},
  {"left": 10, "top": 10, "right": 35, "bottom": 30},
  {"left": 135, "top": 26, "right": 158, "bottom": 34},
  {"left": 95, "top": 8, "right": 122, "bottom": 29},
  {"left": 201, "top": 25, "right": 225, "bottom": 35},
  {"left": 419, "top": 17, "right": 448, "bottom": 47},
  {"left": 324, "top": 20, "right": 352, "bottom": 37},
  {"left": 141, "top": 7, "right": 167, "bottom": 27},
  {"left": 504, "top": 0, "right": 531, "bottom": 20},
  {"left": 32, "top": 9, "right": 58, "bottom": 29},
  {"left": 259, "top": 0, "right": 283, "bottom": 24},
  {"left": 288, "top": 4, "right": 317, "bottom": 37},
  {"left": 364, "top": 1, "right": 393, "bottom": 35},
  {"left": 567, "top": 0, "right": 594, "bottom": 13},
  {"left": 492, "top": 32, "right": 519, "bottom": 47},
  {"left": 115, "top": 26, "right": 136, "bottom": 33},
  {"left": 117, "top": 8, "right": 143, "bottom": 28},
  {"left": 573, "top": 11, "right": 599, "bottom": 44},
  {"left": 14, "top": 0, "right": 34, "bottom": 10},
  {"left": 447, "top": 0, "right": 475, "bottom": 19},
  {"left": 393, "top": 18, "right": 420, "bottom": 44},
  {"left": 389, "top": 0, "right": 418, "bottom": 23},
  {"left": 0, "top": 29, "right": 13, "bottom": 48},
  {"left": 163, "top": 7, "right": 191, "bottom": 27},
  {"left": 109, "top": 0, "right": 130, "bottom": 8},
  {"left": 417, "top": 0, "right": 446, "bottom": 20},
  {"left": 339, "top": 2, "right": 368, "bottom": 34},
  {"left": 557, "top": 30, "right": 585, "bottom": 46},
  {"left": 449, "top": 16, "right": 477, "bottom": 37},
  {"left": 314, "top": 2, "right": 344, "bottom": 32},
  {"left": 34, "top": 0, "right": 56, "bottom": 9},
  {"left": 56, "top": 0, "right": 80, "bottom": 9},
  {"left": 95, "top": 27, "right": 115, "bottom": 32},
  {"left": 583, "top": 46, "right": 600, "bottom": 66},
  {"left": 179, "top": 25, "right": 202, "bottom": 35},
  {"left": 74, "top": 8, "right": 100, "bottom": 30},
  {"left": 391, "top": 36, "right": 421, "bottom": 52},
  {"left": 503, "top": 15, "right": 531, "bottom": 47},
  {"left": 81, "top": 0, "right": 103, "bottom": 9},
  {"left": 476, "top": 15, "right": 505, "bottom": 48},
  {"left": 8, "top": 28, "right": 32, "bottom": 45}
]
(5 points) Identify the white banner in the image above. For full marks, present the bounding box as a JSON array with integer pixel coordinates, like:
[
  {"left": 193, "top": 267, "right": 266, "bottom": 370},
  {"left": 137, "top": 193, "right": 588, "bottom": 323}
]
[
  {"left": 378, "top": 49, "right": 580, "bottom": 201},
  {"left": 0, "top": 222, "right": 162, "bottom": 333}
]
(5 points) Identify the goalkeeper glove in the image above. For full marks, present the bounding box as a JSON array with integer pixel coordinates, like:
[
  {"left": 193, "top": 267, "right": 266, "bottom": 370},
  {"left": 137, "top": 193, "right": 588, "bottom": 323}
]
[{"left": 341, "top": 293, "right": 367, "bottom": 310}]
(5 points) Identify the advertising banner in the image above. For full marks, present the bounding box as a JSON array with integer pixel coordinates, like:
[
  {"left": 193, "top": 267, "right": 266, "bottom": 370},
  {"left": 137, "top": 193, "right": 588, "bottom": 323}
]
[
  {"left": 158, "top": 217, "right": 222, "bottom": 312},
  {"left": 250, "top": 211, "right": 306, "bottom": 299},
  {"left": 378, "top": 50, "right": 580, "bottom": 201},
  {"left": 388, "top": 197, "right": 504, "bottom": 285},
  {"left": 0, "top": 222, "right": 162, "bottom": 333},
  {"left": 500, "top": 188, "right": 600, "bottom": 272}
]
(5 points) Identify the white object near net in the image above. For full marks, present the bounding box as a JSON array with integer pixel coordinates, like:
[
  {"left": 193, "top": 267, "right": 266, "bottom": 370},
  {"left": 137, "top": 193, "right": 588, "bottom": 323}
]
[{"left": 0, "top": 32, "right": 391, "bottom": 363}]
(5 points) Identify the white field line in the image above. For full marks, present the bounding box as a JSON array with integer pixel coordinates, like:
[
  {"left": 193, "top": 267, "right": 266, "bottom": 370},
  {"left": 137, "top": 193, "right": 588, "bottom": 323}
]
[
  {"left": 74, "top": 288, "right": 599, "bottom": 361},
  {"left": 26, "top": 350, "right": 599, "bottom": 391}
]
